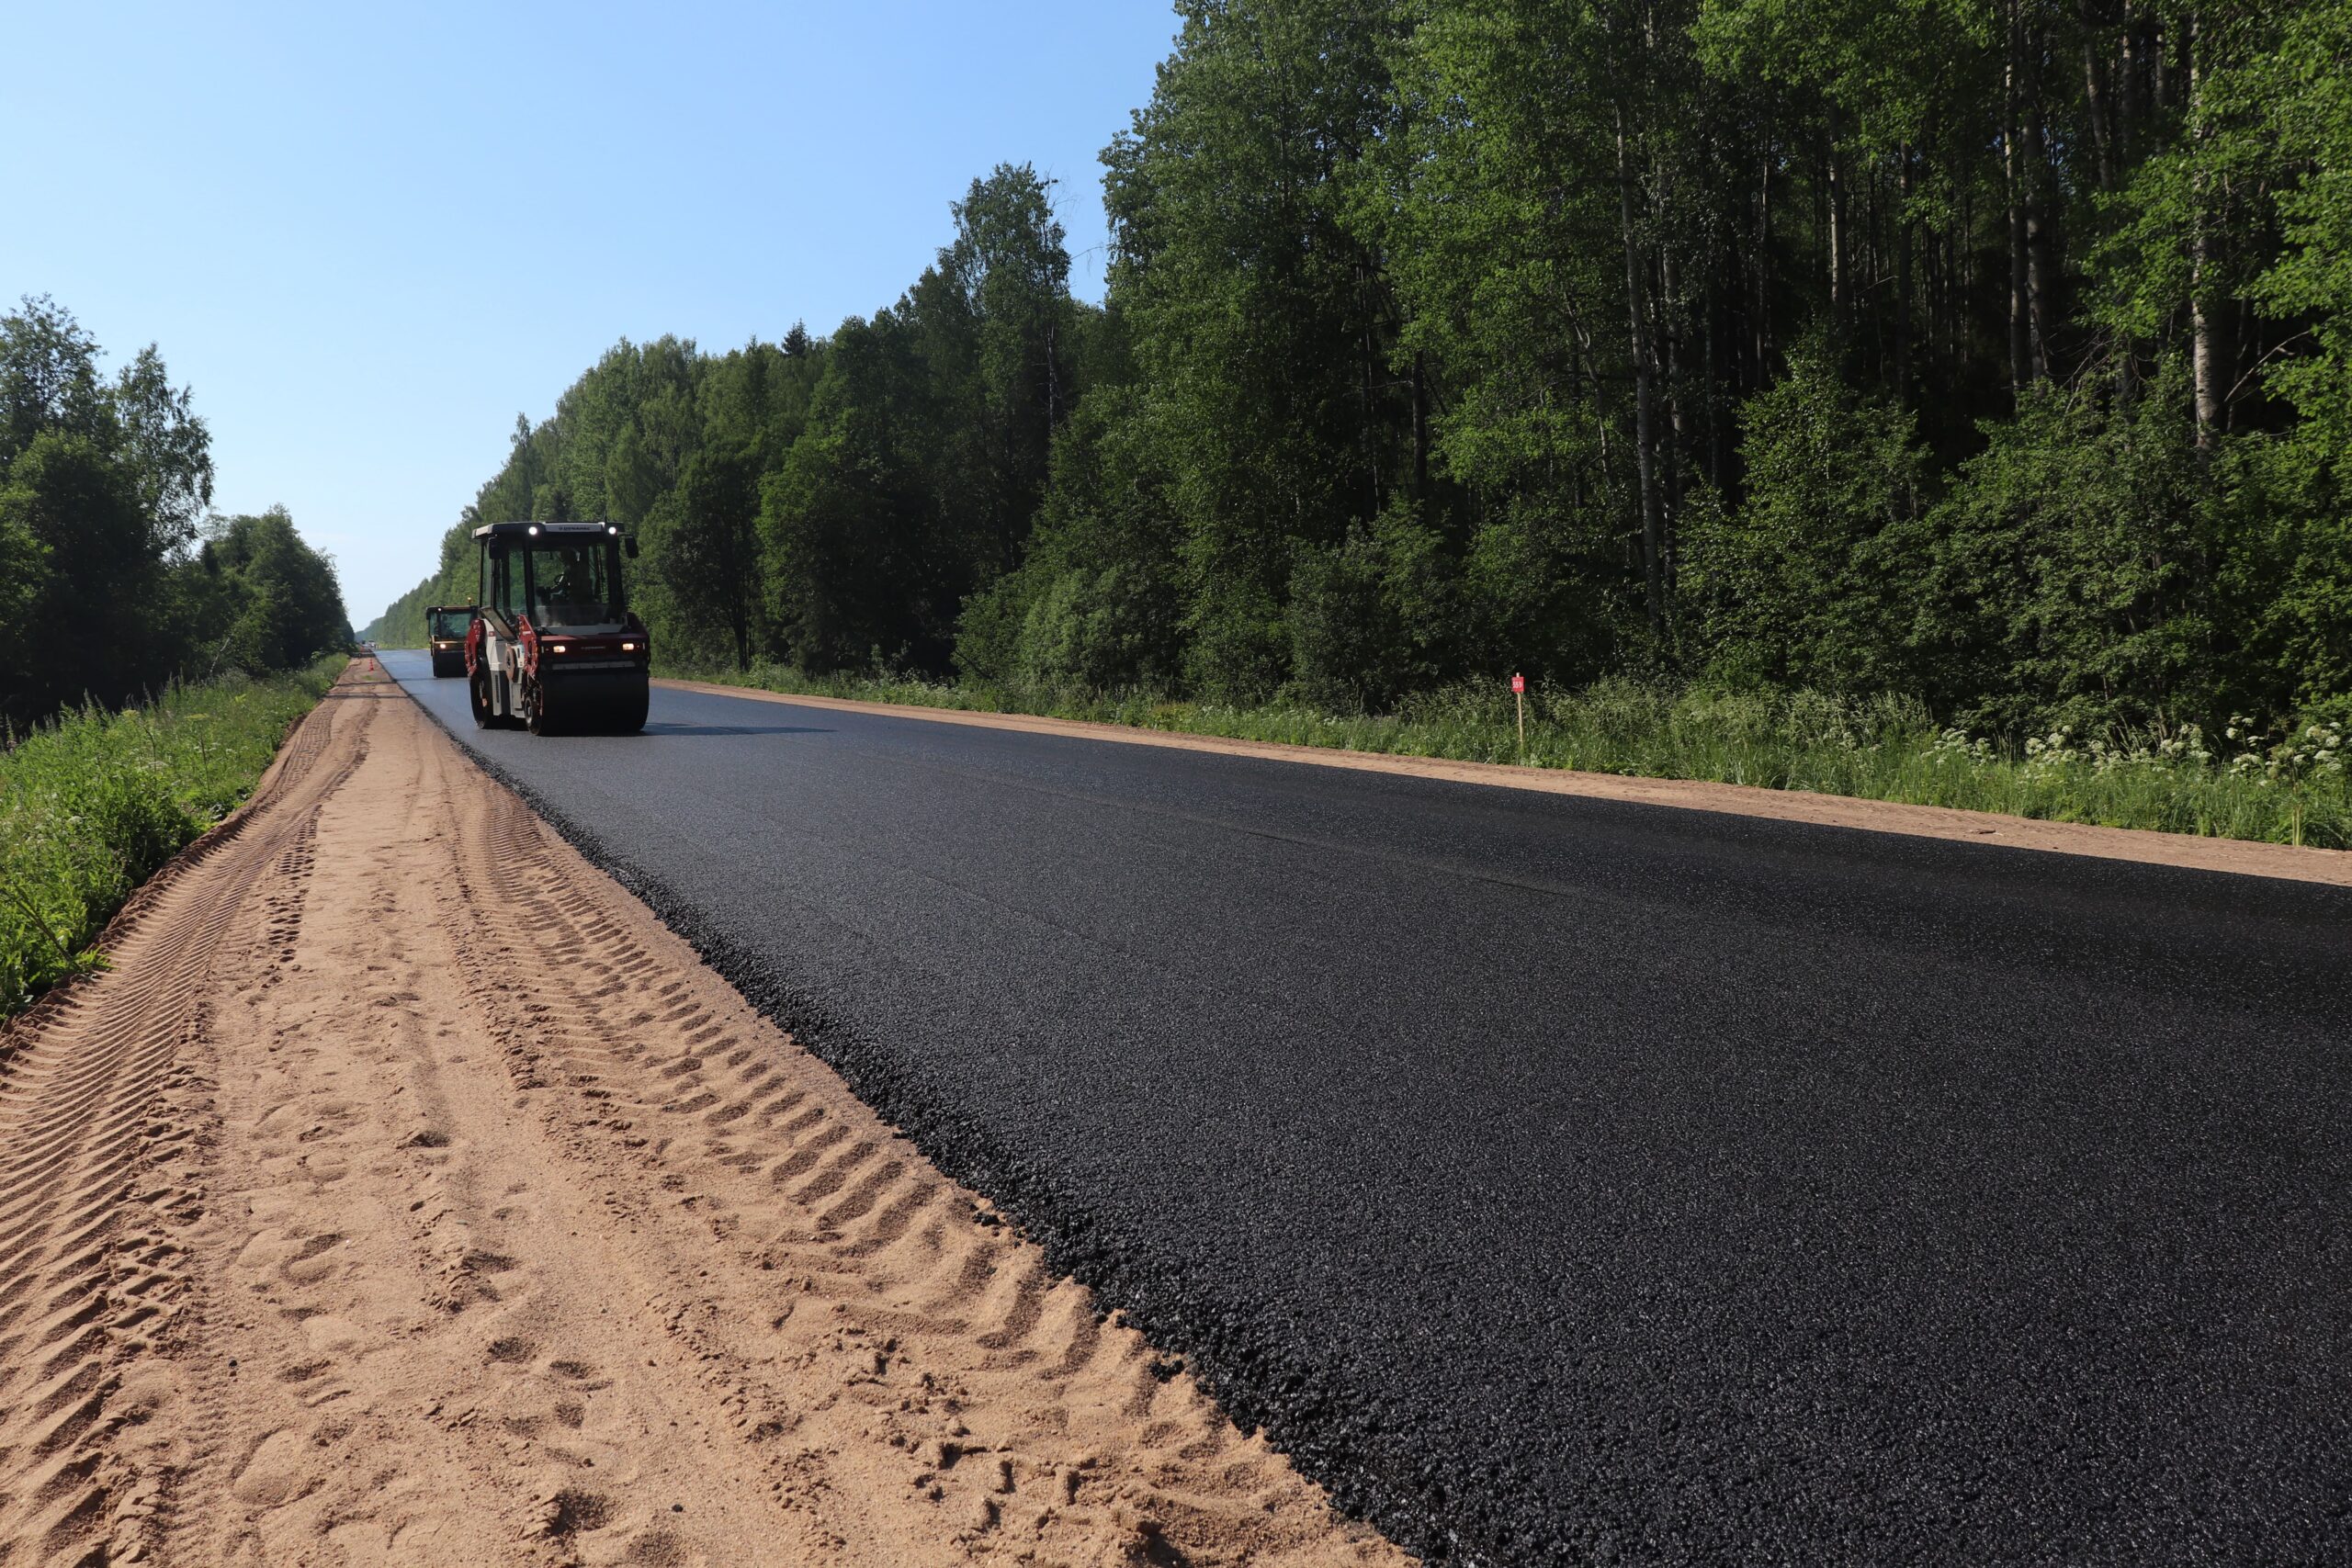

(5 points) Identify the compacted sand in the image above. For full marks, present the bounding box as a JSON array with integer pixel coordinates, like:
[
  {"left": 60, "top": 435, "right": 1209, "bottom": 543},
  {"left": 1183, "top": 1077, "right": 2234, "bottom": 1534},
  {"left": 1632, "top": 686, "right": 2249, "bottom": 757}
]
[{"left": 0, "top": 668, "right": 1409, "bottom": 1567}]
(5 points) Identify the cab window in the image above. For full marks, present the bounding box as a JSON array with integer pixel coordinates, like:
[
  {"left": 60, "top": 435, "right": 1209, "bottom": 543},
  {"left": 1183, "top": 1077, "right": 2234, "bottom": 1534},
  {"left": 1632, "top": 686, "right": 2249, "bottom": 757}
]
[
  {"left": 489, "top": 546, "right": 526, "bottom": 620},
  {"left": 526, "top": 543, "right": 617, "bottom": 628}
]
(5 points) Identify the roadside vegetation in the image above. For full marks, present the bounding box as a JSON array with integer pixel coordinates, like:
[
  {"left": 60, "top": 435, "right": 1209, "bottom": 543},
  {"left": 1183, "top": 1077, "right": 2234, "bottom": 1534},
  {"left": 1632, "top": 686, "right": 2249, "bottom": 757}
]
[
  {"left": 368, "top": 4, "right": 2352, "bottom": 850},
  {"left": 0, "top": 658, "right": 342, "bottom": 1018},
  {"left": 685, "top": 661, "right": 2352, "bottom": 851},
  {"left": 3, "top": 297, "right": 351, "bottom": 729}
]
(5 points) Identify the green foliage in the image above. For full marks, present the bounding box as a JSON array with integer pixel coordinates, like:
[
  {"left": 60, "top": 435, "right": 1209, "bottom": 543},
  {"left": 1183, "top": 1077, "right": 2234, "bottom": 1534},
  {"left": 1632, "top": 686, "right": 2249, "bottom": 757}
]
[
  {"left": 192, "top": 509, "right": 354, "bottom": 676},
  {"left": 1919, "top": 365, "right": 2216, "bottom": 732},
  {"left": 0, "top": 658, "right": 340, "bottom": 1017},
  {"left": 2256, "top": 3, "right": 2352, "bottom": 451},
  {"left": 2216, "top": 436, "right": 2352, "bottom": 715},
  {"left": 1103, "top": 0, "right": 1414, "bottom": 699},
  {"left": 1377, "top": 0, "right": 1649, "bottom": 651},
  {"left": 651, "top": 445, "right": 763, "bottom": 671},
  {"left": 1, "top": 429, "right": 159, "bottom": 714},
  {"left": 1680, "top": 346, "right": 1930, "bottom": 693},
  {"left": 956, "top": 386, "right": 1187, "bottom": 693},
  {"left": 759, "top": 311, "right": 953, "bottom": 671},
  {"left": 1288, "top": 506, "right": 1461, "bottom": 712},
  {"left": 1286, "top": 537, "right": 1397, "bottom": 713},
  {"left": 1, "top": 298, "right": 347, "bottom": 726},
  {"left": 926, "top": 164, "right": 1081, "bottom": 578},
  {"left": 369, "top": 0, "right": 2352, "bottom": 807}
]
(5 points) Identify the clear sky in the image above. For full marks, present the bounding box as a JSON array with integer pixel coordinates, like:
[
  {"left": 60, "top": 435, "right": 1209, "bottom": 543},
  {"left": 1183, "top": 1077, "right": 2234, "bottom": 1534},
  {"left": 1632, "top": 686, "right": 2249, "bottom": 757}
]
[{"left": 1, "top": 1, "right": 1179, "bottom": 626}]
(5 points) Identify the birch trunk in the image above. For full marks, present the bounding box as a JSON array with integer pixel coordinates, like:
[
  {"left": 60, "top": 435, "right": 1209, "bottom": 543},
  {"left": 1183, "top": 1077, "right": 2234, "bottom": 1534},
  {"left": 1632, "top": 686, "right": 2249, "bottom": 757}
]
[
  {"left": 1617, "top": 111, "right": 1664, "bottom": 635},
  {"left": 2188, "top": 12, "right": 2221, "bottom": 451}
]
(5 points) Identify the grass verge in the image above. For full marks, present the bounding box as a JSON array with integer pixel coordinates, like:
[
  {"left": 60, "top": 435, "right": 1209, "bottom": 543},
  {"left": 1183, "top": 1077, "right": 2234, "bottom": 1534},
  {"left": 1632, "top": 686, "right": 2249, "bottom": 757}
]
[
  {"left": 673, "top": 662, "right": 2352, "bottom": 852},
  {"left": 1, "top": 656, "right": 344, "bottom": 1018}
]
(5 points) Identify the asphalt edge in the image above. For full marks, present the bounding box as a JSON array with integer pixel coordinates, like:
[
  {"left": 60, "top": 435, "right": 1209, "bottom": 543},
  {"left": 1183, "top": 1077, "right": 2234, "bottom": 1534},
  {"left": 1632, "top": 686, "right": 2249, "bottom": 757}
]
[
  {"left": 391, "top": 682, "right": 1467, "bottom": 1565},
  {"left": 656, "top": 677, "right": 2352, "bottom": 889}
]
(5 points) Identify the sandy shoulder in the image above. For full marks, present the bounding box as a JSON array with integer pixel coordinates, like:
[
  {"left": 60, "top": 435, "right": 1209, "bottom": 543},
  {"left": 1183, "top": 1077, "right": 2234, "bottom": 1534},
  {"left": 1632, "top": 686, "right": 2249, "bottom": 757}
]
[
  {"left": 657, "top": 678, "right": 2352, "bottom": 888},
  {"left": 0, "top": 667, "right": 1410, "bottom": 1567}
]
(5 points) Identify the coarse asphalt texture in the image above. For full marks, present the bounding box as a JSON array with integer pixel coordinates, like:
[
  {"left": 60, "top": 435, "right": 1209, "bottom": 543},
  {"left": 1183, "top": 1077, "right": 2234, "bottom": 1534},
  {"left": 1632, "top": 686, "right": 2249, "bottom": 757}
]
[{"left": 382, "top": 651, "right": 2352, "bottom": 1566}]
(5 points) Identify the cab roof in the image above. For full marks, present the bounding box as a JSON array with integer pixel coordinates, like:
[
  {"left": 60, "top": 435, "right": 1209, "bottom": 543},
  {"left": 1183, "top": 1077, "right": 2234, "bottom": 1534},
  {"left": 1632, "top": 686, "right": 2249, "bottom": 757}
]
[{"left": 471, "top": 520, "right": 624, "bottom": 541}]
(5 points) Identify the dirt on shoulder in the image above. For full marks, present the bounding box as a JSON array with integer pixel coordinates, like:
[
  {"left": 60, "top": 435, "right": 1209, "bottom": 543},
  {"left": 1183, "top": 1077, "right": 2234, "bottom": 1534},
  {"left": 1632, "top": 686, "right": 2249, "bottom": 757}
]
[{"left": 0, "top": 665, "right": 1410, "bottom": 1567}]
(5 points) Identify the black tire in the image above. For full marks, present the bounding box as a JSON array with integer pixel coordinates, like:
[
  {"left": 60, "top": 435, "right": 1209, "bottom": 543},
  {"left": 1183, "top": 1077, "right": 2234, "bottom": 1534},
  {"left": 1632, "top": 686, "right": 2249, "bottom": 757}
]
[
  {"left": 611, "top": 683, "right": 649, "bottom": 734},
  {"left": 524, "top": 677, "right": 557, "bottom": 737},
  {"left": 470, "top": 670, "right": 498, "bottom": 729}
]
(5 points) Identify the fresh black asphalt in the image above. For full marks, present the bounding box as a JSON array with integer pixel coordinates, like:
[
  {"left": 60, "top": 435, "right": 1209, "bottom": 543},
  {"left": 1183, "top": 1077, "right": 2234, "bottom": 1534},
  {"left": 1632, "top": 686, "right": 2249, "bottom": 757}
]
[{"left": 382, "top": 651, "right": 2352, "bottom": 1566}]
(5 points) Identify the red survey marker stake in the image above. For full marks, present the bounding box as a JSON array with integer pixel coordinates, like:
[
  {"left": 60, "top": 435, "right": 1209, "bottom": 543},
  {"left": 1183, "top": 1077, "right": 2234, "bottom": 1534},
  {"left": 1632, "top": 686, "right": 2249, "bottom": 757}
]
[{"left": 1511, "top": 672, "right": 1526, "bottom": 751}]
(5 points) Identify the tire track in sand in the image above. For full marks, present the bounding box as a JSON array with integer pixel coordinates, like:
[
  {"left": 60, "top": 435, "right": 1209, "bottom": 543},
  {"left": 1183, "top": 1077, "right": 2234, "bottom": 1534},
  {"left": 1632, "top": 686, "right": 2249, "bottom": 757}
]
[
  {"left": 0, "top": 669, "right": 376, "bottom": 1565},
  {"left": 2, "top": 669, "right": 1410, "bottom": 1565}
]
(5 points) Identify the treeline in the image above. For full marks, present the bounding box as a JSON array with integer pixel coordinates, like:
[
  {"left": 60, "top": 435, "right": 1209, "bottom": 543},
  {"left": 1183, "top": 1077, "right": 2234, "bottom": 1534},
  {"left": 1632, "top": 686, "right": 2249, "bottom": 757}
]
[
  {"left": 371, "top": 0, "right": 2352, "bottom": 737},
  {"left": 2, "top": 298, "right": 351, "bottom": 728},
  {"left": 365, "top": 166, "right": 1107, "bottom": 671}
]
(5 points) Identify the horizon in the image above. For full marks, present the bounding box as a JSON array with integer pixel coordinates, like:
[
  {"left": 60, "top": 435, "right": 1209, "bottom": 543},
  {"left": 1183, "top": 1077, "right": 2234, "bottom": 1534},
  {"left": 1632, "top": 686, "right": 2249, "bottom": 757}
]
[{"left": 0, "top": 1, "right": 1176, "bottom": 626}]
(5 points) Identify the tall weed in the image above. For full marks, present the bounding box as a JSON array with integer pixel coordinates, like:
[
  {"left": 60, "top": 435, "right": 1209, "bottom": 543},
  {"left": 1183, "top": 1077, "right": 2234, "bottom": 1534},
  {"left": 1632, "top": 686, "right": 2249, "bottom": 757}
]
[{"left": 1, "top": 658, "right": 341, "bottom": 1017}]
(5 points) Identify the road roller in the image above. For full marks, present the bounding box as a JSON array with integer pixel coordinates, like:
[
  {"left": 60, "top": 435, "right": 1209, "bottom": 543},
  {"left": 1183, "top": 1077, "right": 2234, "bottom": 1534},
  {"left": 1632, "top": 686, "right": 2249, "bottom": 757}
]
[
  {"left": 425, "top": 604, "right": 475, "bottom": 677},
  {"left": 465, "top": 521, "right": 650, "bottom": 735}
]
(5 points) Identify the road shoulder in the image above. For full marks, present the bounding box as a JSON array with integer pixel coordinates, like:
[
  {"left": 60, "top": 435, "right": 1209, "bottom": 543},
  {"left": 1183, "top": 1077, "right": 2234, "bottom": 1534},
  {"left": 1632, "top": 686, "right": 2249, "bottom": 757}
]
[{"left": 656, "top": 677, "right": 2352, "bottom": 888}]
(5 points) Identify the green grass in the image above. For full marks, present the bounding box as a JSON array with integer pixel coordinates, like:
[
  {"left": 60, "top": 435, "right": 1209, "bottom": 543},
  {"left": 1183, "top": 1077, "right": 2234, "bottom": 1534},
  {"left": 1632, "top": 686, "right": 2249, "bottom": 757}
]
[
  {"left": 0, "top": 658, "right": 344, "bottom": 1018},
  {"left": 676, "top": 662, "right": 2352, "bottom": 852}
]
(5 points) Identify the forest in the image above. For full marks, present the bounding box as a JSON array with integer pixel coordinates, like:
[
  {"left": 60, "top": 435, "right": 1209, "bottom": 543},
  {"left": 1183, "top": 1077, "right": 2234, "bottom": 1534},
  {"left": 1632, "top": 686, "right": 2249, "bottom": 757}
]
[
  {"left": 1, "top": 297, "right": 352, "bottom": 728},
  {"left": 367, "top": 0, "right": 2352, "bottom": 746}
]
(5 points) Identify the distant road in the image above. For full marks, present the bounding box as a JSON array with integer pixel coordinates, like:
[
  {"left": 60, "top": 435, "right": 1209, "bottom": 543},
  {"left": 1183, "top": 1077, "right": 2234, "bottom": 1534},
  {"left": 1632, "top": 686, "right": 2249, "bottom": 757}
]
[{"left": 384, "top": 649, "right": 2352, "bottom": 1566}]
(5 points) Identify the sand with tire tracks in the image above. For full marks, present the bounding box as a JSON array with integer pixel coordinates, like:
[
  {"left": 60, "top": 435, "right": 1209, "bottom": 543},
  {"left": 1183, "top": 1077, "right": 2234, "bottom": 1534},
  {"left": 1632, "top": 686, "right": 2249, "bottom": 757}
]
[{"left": 0, "top": 665, "right": 1409, "bottom": 1567}]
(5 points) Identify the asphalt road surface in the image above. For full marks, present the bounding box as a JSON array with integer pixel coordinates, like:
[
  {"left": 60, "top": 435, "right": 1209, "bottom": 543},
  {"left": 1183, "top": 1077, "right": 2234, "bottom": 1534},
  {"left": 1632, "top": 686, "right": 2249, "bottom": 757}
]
[{"left": 383, "top": 650, "right": 2351, "bottom": 1566}]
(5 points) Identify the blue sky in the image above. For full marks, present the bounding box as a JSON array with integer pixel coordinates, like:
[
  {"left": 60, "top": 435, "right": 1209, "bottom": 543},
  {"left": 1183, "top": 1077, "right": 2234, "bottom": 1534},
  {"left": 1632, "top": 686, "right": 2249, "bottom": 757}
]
[{"left": 1, "top": 2, "right": 1178, "bottom": 626}]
